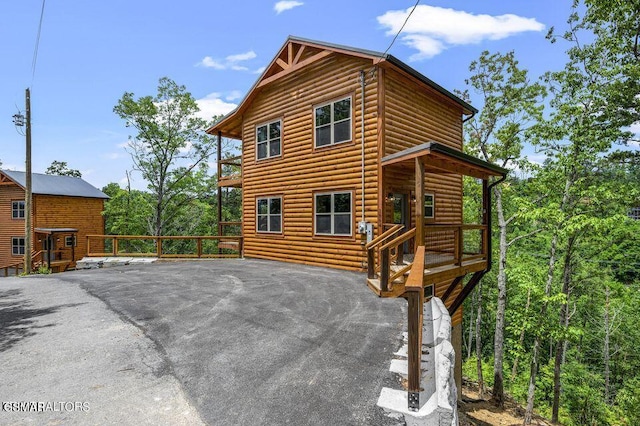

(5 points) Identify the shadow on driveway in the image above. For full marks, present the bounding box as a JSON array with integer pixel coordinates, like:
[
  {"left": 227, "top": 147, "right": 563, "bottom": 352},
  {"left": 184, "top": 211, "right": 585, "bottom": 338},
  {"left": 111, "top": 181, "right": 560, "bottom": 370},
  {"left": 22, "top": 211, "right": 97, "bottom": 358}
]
[
  {"left": 0, "top": 289, "right": 85, "bottom": 353},
  {"left": 61, "top": 259, "right": 406, "bottom": 426}
]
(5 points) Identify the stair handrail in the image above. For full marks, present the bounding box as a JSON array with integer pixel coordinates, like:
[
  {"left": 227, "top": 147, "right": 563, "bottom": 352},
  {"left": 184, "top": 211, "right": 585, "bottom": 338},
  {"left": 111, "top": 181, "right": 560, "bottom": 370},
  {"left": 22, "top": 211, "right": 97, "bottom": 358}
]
[
  {"left": 365, "top": 224, "right": 404, "bottom": 250},
  {"left": 378, "top": 228, "right": 417, "bottom": 291}
]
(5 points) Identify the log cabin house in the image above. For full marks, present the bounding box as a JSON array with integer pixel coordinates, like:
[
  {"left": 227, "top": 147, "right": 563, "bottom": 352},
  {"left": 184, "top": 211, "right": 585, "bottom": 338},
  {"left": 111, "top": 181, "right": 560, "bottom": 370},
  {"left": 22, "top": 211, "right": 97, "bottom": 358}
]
[
  {"left": 207, "top": 37, "right": 507, "bottom": 406},
  {"left": 0, "top": 170, "right": 108, "bottom": 273}
]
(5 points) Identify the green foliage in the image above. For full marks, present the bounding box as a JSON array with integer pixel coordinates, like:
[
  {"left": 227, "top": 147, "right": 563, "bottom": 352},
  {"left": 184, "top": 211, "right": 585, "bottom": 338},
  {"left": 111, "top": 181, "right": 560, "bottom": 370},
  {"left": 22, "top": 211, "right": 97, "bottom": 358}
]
[
  {"left": 45, "top": 160, "right": 82, "bottom": 178},
  {"left": 113, "top": 77, "right": 220, "bottom": 236},
  {"left": 35, "top": 265, "right": 51, "bottom": 274}
]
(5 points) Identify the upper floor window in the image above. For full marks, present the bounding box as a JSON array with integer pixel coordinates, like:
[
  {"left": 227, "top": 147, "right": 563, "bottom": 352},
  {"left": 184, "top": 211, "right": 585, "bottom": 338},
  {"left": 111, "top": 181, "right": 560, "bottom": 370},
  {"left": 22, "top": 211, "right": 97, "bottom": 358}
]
[
  {"left": 315, "top": 192, "right": 352, "bottom": 236},
  {"left": 12, "top": 237, "right": 25, "bottom": 256},
  {"left": 314, "top": 97, "right": 351, "bottom": 148},
  {"left": 257, "top": 196, "right": 282, "bottom": 233},
  {"left": 256, "top": 120, "right": 281, "bottom": 160},
  {"left": 12, "top": 201, "right": 25, "bottom": 219}
]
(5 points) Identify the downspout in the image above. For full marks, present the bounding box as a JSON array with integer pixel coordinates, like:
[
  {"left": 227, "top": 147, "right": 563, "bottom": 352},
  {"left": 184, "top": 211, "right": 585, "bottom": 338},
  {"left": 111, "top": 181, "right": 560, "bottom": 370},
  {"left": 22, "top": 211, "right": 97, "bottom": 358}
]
[
  {"left": 484, "top": 173, "right": 507, "bottom": 273},
  {"left": 360, "top": 70, "right": 366, "bottom": 225}
]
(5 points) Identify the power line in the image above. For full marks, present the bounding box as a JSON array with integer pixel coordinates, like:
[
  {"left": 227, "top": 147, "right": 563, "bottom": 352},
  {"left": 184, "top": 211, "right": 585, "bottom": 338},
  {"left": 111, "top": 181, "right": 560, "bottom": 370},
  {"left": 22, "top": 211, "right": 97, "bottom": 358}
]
[
  {"left": 380, "top": 0, "right": 420, "bottom": 59},
  {"left": 31, "top": 0, "right": 47, "bottom": 85}
]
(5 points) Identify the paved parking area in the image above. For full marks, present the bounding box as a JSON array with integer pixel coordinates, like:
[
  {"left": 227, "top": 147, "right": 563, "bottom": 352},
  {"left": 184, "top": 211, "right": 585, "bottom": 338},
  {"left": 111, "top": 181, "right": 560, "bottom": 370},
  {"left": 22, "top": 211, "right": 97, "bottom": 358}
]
[{"left": 0, "top": 259, "right": 405, "bottom": 425}]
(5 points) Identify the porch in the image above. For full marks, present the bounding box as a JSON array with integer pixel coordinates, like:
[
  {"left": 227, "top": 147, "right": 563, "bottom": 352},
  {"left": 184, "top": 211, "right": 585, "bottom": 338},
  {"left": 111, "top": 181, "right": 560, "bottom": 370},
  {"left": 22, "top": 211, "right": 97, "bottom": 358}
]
[{"left": 365, "top": 142, "right": 506, "bottom": 412}]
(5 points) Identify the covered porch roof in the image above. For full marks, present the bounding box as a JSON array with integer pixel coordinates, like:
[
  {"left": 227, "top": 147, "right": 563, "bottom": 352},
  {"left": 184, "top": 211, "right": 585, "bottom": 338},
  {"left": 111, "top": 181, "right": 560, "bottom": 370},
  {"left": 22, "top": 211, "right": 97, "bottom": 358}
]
[
  {"left": 35, "top": 228, "right": 78, "bottom": 235},
  {"left": 381, "top": 142, "right": 507, "bottom": 180}
]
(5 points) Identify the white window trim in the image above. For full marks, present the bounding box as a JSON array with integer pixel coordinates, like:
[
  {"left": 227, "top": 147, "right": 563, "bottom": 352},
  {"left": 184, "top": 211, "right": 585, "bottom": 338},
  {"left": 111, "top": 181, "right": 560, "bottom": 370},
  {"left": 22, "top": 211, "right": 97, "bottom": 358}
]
[
  {"left": 256, "top": 119, "right": 282, "bottom": 161},
  {"left": 424, "top": 193, "right": 435, "bottom": 219},
  {"left": 11, "top": 236, "right": 25, "bottom": 256},
  {"left": 314, "top": 191, "right": 353, "bottom": 236},
  {"left": 314, "top": 96, "right": 352, "bottom": 148},
  {"left": 256, "top": 196, "right": 283, "bottom": 234},
  {"left": 12, "top": 200, "right": 25, "bottom": 219},
  {"left": 65, "top": 235, "right": 77, "bottom": 247}
]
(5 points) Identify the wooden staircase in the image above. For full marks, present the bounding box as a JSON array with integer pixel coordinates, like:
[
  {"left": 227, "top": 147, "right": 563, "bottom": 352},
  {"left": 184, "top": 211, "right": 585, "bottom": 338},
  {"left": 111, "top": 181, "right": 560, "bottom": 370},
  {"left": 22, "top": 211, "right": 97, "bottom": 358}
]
[{"left": 366, "top": 224, "right": 417, "bottom": 298}]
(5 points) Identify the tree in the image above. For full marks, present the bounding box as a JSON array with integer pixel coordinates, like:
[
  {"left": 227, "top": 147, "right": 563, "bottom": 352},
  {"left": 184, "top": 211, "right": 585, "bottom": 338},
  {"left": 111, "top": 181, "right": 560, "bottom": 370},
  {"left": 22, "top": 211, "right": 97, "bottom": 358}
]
[
  {"left": 45, "top": 160, "right": 82, "bottom": 177},
  {"left": 113, "top": 77, "right": 218, "bottom": 236},
  {"left": 523, "top": 5, "right": 640, "bottom": 423},
  {"left": 463, "top": 50, "right": 546, "bottom": 407}
]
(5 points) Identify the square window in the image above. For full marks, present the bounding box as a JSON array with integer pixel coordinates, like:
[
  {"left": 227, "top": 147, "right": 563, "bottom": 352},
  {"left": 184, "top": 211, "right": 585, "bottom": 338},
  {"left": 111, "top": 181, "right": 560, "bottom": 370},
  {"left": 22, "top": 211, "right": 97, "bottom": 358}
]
[
  {"left": 314, "top": 192, "right": 352, "bottom": 236},
  {"left": 314, "top": 97, "right": 351, "bottom": 148},
  {"left": 256, "top": 120, "right": 282, "bottom": 160},
  {"left": 257, "top": 197, "right": 283, "bottom": 233},
  {"left": 424, "top": 194, "right": 435, "bottom": 219},
  {"left": 12, "top": 201, "right": 25, "bottom": 219},
  {"left": 12, "top": 237, "right": 25, "bottom": 256}
]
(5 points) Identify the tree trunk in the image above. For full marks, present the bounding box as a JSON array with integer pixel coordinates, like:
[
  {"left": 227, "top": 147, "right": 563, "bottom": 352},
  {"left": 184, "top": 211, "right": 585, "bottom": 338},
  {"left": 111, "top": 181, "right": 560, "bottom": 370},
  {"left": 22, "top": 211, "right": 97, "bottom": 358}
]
[
  {"left": 552, "top": 234, "right": 576, "bottom": 423},
  {"left": 476, "top": 281, "right": 485, "bottom": 398},
  {"left": 524, "top": 232, "right": 558, "bottom": 425},
  {"left": 468, "top": 289, "right": 476, "bottom": 360},
  {"left": 604, "top": 285, "right": 611, "bottom": 404},
  {"left": 511, "top": 286, "right": 531, "bottom": 381},
  {"left": 524, "top": 172, "right": 572, "bottom": 425},
  {"left": 492, "top": 187, "right": 508, "bottom": 407}
]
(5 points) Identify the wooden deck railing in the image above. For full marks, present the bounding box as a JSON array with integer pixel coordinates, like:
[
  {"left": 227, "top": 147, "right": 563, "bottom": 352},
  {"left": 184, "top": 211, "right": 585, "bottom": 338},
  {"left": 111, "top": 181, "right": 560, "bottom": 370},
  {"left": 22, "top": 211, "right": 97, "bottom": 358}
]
[
  {"left": 365, "top": 224, "right": 404, "bottom": 282},
  {"left": 423, "top": 224, "right": 488, "bottom": 268},
  {"left": 86, "top": 235, "right": 243, "bottom": 259},
  {"left": 219, "top": 155, "right": 242, "bottom": 186}
]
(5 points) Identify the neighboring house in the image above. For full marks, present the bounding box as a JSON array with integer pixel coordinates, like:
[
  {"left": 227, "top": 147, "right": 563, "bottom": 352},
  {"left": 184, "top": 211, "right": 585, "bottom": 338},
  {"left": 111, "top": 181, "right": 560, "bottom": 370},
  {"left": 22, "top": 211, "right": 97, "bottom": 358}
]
[
  {"left": 208, "top": 36, "right": 506, "bottom": 326},
  {"left": 0, "top": 170, "right": 108, "bottom": 271}
]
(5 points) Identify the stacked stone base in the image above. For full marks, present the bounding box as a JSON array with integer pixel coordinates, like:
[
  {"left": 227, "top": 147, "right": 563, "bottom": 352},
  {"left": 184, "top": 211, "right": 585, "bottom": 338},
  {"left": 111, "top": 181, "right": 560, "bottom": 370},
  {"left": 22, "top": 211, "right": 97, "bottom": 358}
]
[{"left": 377, "top": 297, "right": 457, "bottom": 426}]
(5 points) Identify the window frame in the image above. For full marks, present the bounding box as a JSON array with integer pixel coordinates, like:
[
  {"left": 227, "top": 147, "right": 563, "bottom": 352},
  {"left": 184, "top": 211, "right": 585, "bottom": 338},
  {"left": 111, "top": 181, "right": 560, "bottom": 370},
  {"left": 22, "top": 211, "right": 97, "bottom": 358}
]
[
  {"left": 424, "top": 193, "right": 435, "bottom": 219},
  {"left": 313, "top": 96, "right": 352, "bottom": 149},
  {"left": 11, "top": 237, "right": 25, "bottom": 256},
  {"left": 255, "top": 119, "right": 282, "bottom": 161},
  {"left": 314, "top": 191, "right": 353, "bottom": 237},
  {"left": 256, "top": 196, "right": 283, "bottom": 234},
  {"left": 12, "top": 200, "right": 25, "bottom": 220},
  {"left": 65, "top": 235, "right": 77, "bottom": 247}
]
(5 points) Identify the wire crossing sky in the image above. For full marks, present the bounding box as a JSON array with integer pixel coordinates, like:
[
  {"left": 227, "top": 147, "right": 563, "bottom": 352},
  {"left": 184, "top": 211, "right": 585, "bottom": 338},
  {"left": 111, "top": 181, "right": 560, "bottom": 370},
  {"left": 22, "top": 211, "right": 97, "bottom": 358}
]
[{"left": 0, "top": 1, "right": 583, "bottom": 190}]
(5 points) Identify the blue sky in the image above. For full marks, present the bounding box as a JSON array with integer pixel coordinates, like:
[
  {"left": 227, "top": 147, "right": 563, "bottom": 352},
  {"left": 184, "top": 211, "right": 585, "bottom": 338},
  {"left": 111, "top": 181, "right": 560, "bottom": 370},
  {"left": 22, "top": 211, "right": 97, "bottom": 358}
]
[{"left": 0, "top": 0, "right": 575, "bottom": 190}]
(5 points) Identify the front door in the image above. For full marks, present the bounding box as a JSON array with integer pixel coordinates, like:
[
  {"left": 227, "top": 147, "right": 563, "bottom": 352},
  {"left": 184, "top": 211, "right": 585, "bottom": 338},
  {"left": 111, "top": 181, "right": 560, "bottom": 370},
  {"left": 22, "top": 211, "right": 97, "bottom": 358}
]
[{"left": 393, "top": 193, "right": 410, "bottom": 253}]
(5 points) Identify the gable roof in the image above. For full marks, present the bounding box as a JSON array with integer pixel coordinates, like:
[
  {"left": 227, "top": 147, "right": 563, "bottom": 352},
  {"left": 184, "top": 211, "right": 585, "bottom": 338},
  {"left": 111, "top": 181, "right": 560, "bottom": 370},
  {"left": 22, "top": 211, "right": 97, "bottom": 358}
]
[
  {"left": 207, "top": 36, "right": 476, "bottom": 139},
  {"left": 0, "top": 170, "right": 109, "bottom": 199}
]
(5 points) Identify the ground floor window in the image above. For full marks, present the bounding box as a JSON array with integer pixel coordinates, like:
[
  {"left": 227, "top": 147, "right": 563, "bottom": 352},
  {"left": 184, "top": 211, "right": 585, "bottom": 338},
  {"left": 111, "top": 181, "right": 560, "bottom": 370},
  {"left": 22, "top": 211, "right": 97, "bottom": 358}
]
[
  {"left": 257, "top": 197, "right": 282, "bottom": 233},
  {"left": 424, "top": 193, "right": 435, "bottom": 219},
  {"left": 314, "top": 191, "right": 352, "bottom": 236},
  {"left": 65, "top": 235, "right": 77, "bottom": 247},
  {"left": 12, "top": 237, "right": 25, "bottom": 255}
]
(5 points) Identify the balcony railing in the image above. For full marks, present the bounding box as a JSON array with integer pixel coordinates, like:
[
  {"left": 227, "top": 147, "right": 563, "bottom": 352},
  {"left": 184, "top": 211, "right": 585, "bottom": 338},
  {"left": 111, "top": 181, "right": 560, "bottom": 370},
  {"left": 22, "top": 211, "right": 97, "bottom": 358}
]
[{"left": 86, "top": 235, "right": 243, "bottom": 259}]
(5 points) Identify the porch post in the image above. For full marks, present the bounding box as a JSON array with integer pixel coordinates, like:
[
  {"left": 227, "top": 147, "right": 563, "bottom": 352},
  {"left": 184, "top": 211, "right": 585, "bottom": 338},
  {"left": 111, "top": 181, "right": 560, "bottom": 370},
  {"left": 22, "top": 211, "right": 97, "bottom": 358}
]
[
  {"left": 415, "top": 158, "right": 425, "bottom": 247},
  {"left": 482, "top": 179, "right": 489, "bottom": 259},
  {"left": 217, "top": 131, "right": 223, "bottom": 254}
]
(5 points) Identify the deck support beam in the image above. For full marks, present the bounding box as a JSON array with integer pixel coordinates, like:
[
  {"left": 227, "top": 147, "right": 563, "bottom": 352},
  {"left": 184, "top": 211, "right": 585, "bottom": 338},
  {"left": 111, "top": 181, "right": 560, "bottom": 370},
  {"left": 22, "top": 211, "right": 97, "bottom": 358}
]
[
  {"left": 440, "top": 276, "right": 463, "bottom": 303},
  {"left": 406, "top": 288, "right": 424, "bottom": 411}
]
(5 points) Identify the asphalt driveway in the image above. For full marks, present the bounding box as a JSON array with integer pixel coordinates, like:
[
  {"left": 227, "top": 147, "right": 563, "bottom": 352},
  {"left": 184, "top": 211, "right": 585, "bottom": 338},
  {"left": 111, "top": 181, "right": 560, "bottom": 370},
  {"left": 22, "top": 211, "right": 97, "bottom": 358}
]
[{"left": 1, "top": 259, "right": 405, "bottom": 425}]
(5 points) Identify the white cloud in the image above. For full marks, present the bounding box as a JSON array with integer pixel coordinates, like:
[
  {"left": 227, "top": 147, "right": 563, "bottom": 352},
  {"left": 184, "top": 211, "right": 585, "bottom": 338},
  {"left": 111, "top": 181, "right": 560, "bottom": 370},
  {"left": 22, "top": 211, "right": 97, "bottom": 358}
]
[
  {"left": 195, "top": 92, "right": 238, "bottom": 121},
  {"left": 253, "top": 66, "right": 266, "bottom": 75},
  {"left": 226, "top": 51, "right": 257, "bottom": 63},
  {"left": 197, "top": 50, "right": 257, "bottom": 71},
  {"left": 117, "top": 141, "right": 130, "bottom": 149},
  {"left": 197, "top": 56, "right": 226, "bottom": 69},
  {"left": 377, "top": 5, "right": 545, "bottom": 59},
  {"left": 274, "top": 1, "right": 303, "bottom": 14},
  {"left": 629, "top": 122, "right": 640, "bottom": 146}
]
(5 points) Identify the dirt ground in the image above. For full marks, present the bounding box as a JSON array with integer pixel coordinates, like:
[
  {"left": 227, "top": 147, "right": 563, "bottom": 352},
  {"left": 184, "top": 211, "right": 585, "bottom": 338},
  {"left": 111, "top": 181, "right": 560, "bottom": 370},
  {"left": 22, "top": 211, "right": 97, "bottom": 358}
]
[{"left": 459, "top": 381, "right": 551, "bottom": 426}]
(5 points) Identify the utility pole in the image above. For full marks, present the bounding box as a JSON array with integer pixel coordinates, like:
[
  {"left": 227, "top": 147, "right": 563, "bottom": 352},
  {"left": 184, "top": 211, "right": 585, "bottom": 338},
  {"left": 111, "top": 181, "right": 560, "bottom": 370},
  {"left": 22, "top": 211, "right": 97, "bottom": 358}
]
[{"left": 24, "top": 88, "right": 32, "bottom": 274}]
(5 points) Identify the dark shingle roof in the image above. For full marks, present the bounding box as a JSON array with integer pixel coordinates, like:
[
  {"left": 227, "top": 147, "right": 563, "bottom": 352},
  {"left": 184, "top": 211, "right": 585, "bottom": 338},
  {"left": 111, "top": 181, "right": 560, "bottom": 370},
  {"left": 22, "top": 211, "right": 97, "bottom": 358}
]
[{"left": 0, "top": 170, "right": 109, "bottom": 199}]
